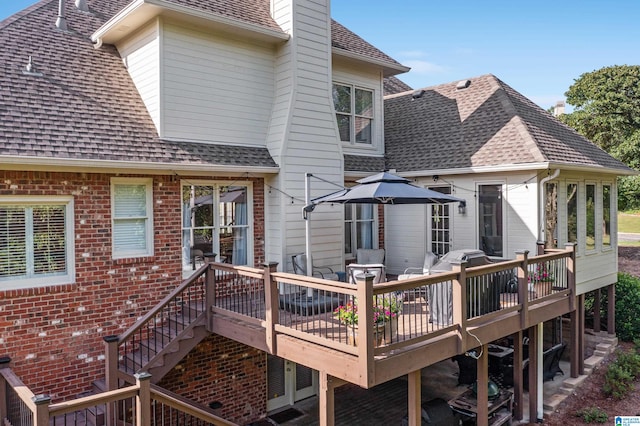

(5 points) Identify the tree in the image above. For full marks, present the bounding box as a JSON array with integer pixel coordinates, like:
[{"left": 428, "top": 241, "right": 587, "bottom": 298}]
[{"left": 560, "top": 65, "right": 640, "bottom": 210}]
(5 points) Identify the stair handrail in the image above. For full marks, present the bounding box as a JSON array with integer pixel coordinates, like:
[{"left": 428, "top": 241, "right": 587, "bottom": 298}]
[
  {"left": 150, "top": 384, "right": 237, "bottom": 426},
  {"left": 106, "top": 263, "right": 211, "bottom": 386}
]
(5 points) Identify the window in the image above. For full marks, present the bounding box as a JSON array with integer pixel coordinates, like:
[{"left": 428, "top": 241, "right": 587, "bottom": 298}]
[
  {"left": 344, "top": 204, "right": 376, "bottom": 258},
  {"left": 545, "top": 182, "right": 558, "bottom": 248},
  {"left": 0, "top": 197, "right": 74, "bottom": 290},
  {"left": 332, "top": 83, "right": 373, "bottom": 145},
  {"left": 111, "top": 178, "right": 153, "bottom": 259},
  {"left": 478, "top": 184, "right": 503, "bottom": 256},
  {"left": 603, "top": 184, "right": 611, "bottom": 248},
  {"left": 586, "top": 184, "right": 596, "bottom": 251},
  {"left": 429, "top": 186, "right": 452, "bottom": 256},
  {"left": 566, "top": 183, "right": 578, "bottom": 244},
  {"left": 181, "top": 183, "right": 251, "bottom": 268}
]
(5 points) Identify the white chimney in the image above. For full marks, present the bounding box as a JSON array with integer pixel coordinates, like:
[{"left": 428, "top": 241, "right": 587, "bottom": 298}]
[{"left": 553, "top": 101, "right": 565, "bottom": 117}]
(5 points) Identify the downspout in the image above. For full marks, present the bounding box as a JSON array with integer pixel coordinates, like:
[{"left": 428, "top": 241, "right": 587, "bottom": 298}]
[{"left": 536, "top": 168, "right": 559, "bottom": 422}]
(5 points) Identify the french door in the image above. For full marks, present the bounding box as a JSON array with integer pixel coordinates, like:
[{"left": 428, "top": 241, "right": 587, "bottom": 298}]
[
  {"left": 428, "top": 186, "right": 452, "bottom": 256},
  {"left": 267, "top": 356, "right": 317, "bottom": 411}
]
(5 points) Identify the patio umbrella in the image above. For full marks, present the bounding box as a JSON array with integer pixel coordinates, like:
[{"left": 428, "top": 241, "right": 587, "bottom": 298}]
[
  {"left": 310, "top": 172, "right": 464, "bottom": 206},
  {"left": 303, "top": 171, "right": 465, "bottom": 279}
]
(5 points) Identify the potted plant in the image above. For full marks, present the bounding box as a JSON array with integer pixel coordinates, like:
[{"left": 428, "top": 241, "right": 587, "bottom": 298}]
[
  {"left": 334, "top": 295, "right": 402, "bottom": 346},
  {"left": 529, "top": 263, "right": 555, "bottom": 297}
]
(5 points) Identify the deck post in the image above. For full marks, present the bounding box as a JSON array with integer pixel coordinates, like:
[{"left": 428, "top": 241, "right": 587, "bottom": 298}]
[
  {"left": 593, "top": 289, "right": 601, "bottom": 332},
  {"left": 607, "top": 283, "right": 616, "bottom": 334},
  {"left": 450, "top": 261, "right": 466, "bottom": 352},
  {"left": 318, "top": 371, "right": 335, "bottom": 426},
  {"left": 104, "top": 335, "right": 119, "bottom": 390},
  {"left": 407, "top": 369, "right": 421, "bottom": 426},
  {"left": 0, "top": 357, "right": 10, "bottom": 420},
  {"left": 527, "top": 325, "right": 540, "bottom": 423},
  {"left": 356, "top": 273, "right": 375, "bottom": 386},
  {"left": 511, "top": 331, "right": 524, "bottom": 420},
  {"left": 577, "top": 294, "right": 585, "bottom": 374},
  {"left": 32, "top": 394, "right": 51, "bottom": 426},
  {"left": 476, "top": 344, "right": 489, "bottom": 426},
  {"left": 515, "top": 250, "right": 529, "bottom": 328},
  {"left": 135, "top": 372, "right": 152, "bottom": 426},
  {"left": 263, "top": 262, "right": 280, "bottom": 354},
  {"left": 565, "top": 243, "right": 576, "bottom": 311}
]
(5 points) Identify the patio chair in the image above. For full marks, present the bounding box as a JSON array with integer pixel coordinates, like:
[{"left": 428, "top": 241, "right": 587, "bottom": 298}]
[
  {"left": 291, "top": 254, "right": 340, "bottom": 281},
  {"left": 397, "top": 251, "right": 438, "bottom": 280},
  {"left": 346, "top": 263, "right": 386, "bottom": 284},
  {"left": 356, "top": 248, "right": 385, "bottom": 265}
]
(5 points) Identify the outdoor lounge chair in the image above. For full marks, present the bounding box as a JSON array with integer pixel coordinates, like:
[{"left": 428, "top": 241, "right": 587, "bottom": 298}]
[
  {"left": 397, "top": 251, "right": 438, "bottom": 280},
  {"left": 291, "top": 254, "right": 340, "bottom": 281}
]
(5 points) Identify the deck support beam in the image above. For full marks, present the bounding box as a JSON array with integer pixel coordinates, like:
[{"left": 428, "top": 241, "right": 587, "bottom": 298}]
[
  {"left": 577, "top": 294, "right": 585, "bottom": 374},
  {"left": 512, "top": 330, "right": 524, "bottom": 421},
  {"left": 407, "top": 370, "right": 421, "bottom": 426},
  {"left": 319, "top": 372, "right": 342, "bottom": 426},
  {"left": 476, "top": 343, "right": 489, "bottom": 426},
  {"left": 527, "top": 324, "right": 540, "bottom": 423}
]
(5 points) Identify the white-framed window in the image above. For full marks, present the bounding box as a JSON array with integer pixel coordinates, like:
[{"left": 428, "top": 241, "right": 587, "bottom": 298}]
[
  {"left": 332, "top": 83, "right": 373, "bottom": 145},
  {"left": 585, "top": 182, "right": 596, "bottom": 252},
  {"left": 344, "top": 204, "right": 377, "bottom": 258},
  {"left": 111, "top": 178, "right": 154, "bottom": 259},
  {"left": 566, "top": 182, "right": 578, "bottom": 247},
  {"left": 181, "top": 182, "right": 252, "bottom": 269},
  {"left": 0, "top": 196, "right": 75, "bottom": 290}
]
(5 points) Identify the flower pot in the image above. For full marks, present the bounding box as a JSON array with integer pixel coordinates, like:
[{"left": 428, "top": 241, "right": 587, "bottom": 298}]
[
  {"left": 375, "top": 316, "right": 398, "bottom": 345},
  {"left": 534, "top": 280, "right": 553, "bottom": 298}
]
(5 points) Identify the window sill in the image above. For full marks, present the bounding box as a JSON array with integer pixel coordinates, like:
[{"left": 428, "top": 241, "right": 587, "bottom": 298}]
[{"left": 112, "top": 255, "right": 155, "bottom": 265}]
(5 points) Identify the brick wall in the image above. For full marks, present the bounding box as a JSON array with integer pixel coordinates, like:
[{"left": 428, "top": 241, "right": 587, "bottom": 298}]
[
  {"left": 0, "top": 170, "right": 267, "bottom": 420},
  {"left": 159, "top": 335, "right": 267, "bottom": 424}
]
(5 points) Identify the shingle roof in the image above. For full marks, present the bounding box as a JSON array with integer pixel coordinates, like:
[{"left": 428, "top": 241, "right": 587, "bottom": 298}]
[
  {"left": 0, "top": 0, "right": 277, "bottom": 169},
  {"left": 383, "top": 76, "right": 412, "bottom": 96},
  {"left": 0, "top": 0, "right": 403, "bottom": 171},
  {"left": 384, "top": 74, "right": 633, "bottom": 174},
  {"left": 331, "top": 20, "right": 406, "bottom": 69},
  {"left": 344, "top": 155, "right": 386, "bottom": 174}
]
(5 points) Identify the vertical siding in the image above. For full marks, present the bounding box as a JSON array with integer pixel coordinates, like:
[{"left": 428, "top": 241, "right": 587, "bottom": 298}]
[
  {"left": 160, "top": 22, "right": 275, "bottom": 144},
  {"left": 117, "top": 20, "right": 161, "bottom": 132}
]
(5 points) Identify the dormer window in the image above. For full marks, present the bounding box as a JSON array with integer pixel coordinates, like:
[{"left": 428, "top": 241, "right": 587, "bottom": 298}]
[{"left": 333, "top": 83, "right": 373, "bottom": 145}]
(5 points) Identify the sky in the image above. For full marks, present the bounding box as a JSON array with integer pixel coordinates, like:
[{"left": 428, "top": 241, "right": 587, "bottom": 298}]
[{"left": 2, "top": 0, "right": 639, "bottom": 110}]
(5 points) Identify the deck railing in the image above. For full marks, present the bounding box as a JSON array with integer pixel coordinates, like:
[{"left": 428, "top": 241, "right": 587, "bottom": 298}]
[{"left": 0, "top": 363, "right": 235, "bottom": 426}]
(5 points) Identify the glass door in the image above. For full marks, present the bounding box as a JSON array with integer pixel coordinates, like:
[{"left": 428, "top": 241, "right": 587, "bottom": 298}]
[
  {"left": 478, "top": 184, "right": 503, "bottom": 257},
  {"left": 428, "top": 186, "right": 452, "bottom": 256},
  {"left": 267, "top": 356, "right": 317, "bottom": 411}
]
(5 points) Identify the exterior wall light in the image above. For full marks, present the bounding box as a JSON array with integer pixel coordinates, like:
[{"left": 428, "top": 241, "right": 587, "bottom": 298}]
[{"left": 458, "top": 200, "right": 466, "bottom": 215}]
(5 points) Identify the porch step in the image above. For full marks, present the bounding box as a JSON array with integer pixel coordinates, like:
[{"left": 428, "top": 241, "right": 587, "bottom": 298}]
[{"left": 558, "top": 374, "right": 588, "bottom": 395}]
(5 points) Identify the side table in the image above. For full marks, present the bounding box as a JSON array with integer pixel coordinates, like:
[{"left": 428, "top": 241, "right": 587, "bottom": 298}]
[{"left": 448, "top": 388, "right": 513, "bottom": 425}]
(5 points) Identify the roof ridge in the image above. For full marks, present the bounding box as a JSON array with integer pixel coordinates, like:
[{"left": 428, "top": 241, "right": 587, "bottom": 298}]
[{"left": 490, "top": 76, "right": 547, "bottom": 163}]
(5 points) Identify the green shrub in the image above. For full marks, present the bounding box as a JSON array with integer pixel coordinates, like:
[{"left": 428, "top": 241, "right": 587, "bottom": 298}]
[
  {"left": 574, "top": 406, "right": 608, "bottom": 423},
  {"left": 614, "top": 273, "right": 640, "bottom": 341},
  {"left": 603, "top": 361, "right": 634, "bottom": 399},
  {"left": 615, "top": 350, "right": 640, "bottom": 378}
]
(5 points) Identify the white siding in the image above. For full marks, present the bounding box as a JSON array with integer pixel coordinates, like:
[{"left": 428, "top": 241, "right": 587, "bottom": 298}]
[
  {"left": 118, "top": 20, "right": 161, "bottom": 132},
  {"left": 161, "top": 22, "right": 275, "bottom": 144},
  {"left": 385, "top": 204, "right": 427, "bottom": 275}
]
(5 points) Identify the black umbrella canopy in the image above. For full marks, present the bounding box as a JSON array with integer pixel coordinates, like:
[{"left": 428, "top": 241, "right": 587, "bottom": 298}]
[{"left": 311, "top": 172, "right": 464, "bottom": 205}]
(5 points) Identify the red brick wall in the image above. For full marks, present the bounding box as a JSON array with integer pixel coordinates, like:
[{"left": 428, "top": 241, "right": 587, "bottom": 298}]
[
  {"left": 0, "top": 170, "right": 267, "bottom": 419},
  {"left": 158, "top": 336, "right": 267, "bottom": 424}
]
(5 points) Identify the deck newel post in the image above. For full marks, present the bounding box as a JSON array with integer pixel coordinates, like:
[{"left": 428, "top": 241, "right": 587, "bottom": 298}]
[
  {"left": 356, "top": 273, "right": 375, "bottom": 386},
  {"left": 451, "top": 261, "right": 466, "bottom": 352},
  {"left": 135, "top": 372, "right": 152, "bottom": 426},
  {"left": 205, "top": 255, "right": 216, "bottom": 329},
  {"left": 565, "top": 243, "right": 576, "bottom": 311},
  {"left": 607, "top": 283, "right": 615, "bottom": 334},
  {"left": 407, "top": 369, "right": 421, "bottom": 426},
  {"left": 263, "top": 262, "right": 280, "bottom": 354},
  {"left": 527, "top": 325, "right": 540, "bottom": 423},
  {"left": 0, "top": 356, "right": 11, "bottom": 420},
  {"left": 515, "top": 250, "right": 529, "bottom": 328},
  {"left": 536, "top": 240, "right": 545, "bottom": 255},
  {"left": 511, "top": 331, "right": 524, "bottom": 420},
  {"left": 476, "top": 344, "right": 489, "bottom": 426},
  {"left": 319, "top": 371, "right": 335, "bottom": 426},
  {"left": 32, "top": 394, "right": 51, "bottom": 426},
  {"left": 104, "top": 335, "right": 119, "bottom": 424}
]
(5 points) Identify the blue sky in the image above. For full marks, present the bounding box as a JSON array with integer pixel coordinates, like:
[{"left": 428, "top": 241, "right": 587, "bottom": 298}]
[{"left": 2, "top": 1, "right": 638, "bottom": 110}]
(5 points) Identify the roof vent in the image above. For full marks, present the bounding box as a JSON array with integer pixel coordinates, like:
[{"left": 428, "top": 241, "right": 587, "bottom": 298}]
[
  {"left": 411, "top": 89, "right": 425, "bottom": 99},
  {"left": 55, "top": 0, "right": 68, "bottom": 30},
  {"left": 456, "top": 79, "right": 471, "bottom": 90},
  {"left": 22, "top": 56, "right": 43, "bottom": 77},
  {"left": 75, "top": 0, "right": 89, "bottom": 12}
]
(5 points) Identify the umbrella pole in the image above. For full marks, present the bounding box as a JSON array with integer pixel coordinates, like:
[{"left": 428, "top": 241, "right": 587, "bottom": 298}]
[{"left": 305, "top": 173, "right": 314, "bottom": 297}]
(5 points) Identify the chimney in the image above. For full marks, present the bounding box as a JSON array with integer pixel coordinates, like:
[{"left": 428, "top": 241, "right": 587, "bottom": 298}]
[
  {"left": 55, "top": 0, "right": 68, "bottom": 30},
  {"left": 553, "top": 101, "right": 565, "bottom": 117}
]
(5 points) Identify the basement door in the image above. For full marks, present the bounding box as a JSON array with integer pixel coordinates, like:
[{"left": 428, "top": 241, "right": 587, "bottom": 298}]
[{"left": 267, "top": 355, "right": 317, "bottom": 411}]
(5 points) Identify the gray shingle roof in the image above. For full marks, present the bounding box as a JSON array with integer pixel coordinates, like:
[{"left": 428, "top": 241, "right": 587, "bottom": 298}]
[
  {"left": 344, "top": 155, "right": 386, "bottom": 174},
  {"left": 384, "top": 74, "right": 633, "bottom": 174},
  {"left": 331, "top": 20, "right": 405, "bottom": 69},
  {"left": 0, "top": 0, "right": 403, "bottom": 171},
  {"left": 383, "top": 76, "right": 412, "bottom": 96}
]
